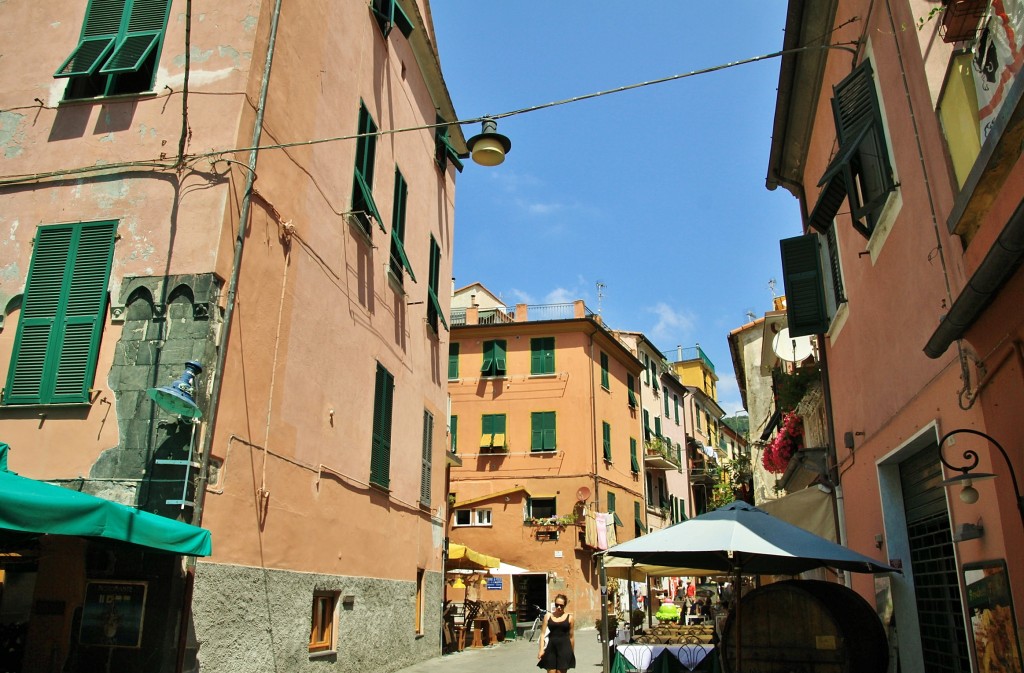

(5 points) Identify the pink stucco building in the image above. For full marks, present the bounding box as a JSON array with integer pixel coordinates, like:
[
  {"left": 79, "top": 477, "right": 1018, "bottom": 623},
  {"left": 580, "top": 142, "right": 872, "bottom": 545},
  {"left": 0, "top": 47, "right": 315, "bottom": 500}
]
[
  {"left": 768, "top": 1, "right": 1024, "bottom": 671},
  {"left": 0, "top": 1, "right": 464, "bottom": 671}
]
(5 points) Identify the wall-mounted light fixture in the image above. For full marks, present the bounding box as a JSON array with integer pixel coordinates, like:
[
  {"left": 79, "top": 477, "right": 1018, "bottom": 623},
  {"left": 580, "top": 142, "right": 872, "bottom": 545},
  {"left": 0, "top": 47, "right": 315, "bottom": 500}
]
[
  {"left": 466, "top": 118, "right": 512, "bottom": 166},
  {"left": 874, "top": 533, "right": 884, "bottom": 549},
  {"left": 938, "top": 429, "right": 1024, "bottom": 528}
]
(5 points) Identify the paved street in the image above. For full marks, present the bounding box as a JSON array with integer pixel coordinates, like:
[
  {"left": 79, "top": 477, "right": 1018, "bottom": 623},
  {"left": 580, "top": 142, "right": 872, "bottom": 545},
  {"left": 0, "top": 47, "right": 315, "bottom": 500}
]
[{"left": 393, "top": 628, "right": 605, "bottom": 673}]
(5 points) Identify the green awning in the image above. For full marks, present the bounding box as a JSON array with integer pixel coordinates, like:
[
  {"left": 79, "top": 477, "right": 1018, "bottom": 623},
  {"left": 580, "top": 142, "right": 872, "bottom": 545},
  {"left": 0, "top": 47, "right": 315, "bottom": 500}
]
[{"left": 0, "top": 444, "right": 211, "bottom": 556}]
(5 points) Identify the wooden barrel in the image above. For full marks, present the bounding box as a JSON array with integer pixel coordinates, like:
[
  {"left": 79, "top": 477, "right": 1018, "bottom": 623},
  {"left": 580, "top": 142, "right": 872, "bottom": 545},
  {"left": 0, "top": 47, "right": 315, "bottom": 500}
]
[{"left": 721, "top": 579, "right": 888, "bottom": 673}]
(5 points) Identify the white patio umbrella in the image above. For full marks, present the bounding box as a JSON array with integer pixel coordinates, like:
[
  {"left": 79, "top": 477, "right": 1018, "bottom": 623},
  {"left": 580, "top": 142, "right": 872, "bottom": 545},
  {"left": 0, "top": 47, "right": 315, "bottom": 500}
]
[{"left": 604, "top": 501, "right": 897, "bottom": 673}]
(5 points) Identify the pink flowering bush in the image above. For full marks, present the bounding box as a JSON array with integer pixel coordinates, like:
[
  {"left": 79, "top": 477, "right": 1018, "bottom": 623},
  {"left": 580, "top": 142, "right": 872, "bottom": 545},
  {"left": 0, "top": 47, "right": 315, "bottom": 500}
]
[{"left": 762, "top": 412, "right": 803, "bottom": 474}]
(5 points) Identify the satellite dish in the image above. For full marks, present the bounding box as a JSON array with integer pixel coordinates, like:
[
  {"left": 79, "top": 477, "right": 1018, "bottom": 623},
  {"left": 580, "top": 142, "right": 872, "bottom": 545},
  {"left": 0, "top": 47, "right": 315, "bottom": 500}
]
[
  {"left": 576, "top": 486, "right": 591, "bottom": 502},
  {"left": 772, "top": 328, "right": 813, "bottom": 363}
]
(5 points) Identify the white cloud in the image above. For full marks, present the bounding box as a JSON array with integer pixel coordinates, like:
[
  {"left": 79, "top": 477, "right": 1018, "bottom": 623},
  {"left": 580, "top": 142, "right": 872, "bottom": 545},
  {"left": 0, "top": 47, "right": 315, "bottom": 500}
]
[
  {"left": 521, "top": 200, "right": 564, "bottom": 216},
  {"left": 507, "top": 288, "right": 535, "bottom": 304},
  {"left": 645, "top": 302, "right": 697, "bottom": 344},
  {"left": 544, "top": 287, "right": 575, "bottom": 304}
]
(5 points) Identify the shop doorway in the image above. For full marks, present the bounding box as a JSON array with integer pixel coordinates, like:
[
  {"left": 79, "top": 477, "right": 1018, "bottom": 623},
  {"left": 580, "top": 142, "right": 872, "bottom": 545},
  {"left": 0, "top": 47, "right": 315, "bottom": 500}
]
[{"left": 514, "top": 573, "right": 548, "bottom": 627}]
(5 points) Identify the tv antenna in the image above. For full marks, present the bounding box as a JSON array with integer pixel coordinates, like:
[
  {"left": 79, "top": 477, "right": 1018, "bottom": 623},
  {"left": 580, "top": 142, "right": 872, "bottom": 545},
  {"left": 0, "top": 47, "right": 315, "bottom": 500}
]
[
  {"left": 596, "top": 281, "right": 605, "bottom": 315},
  {"left": 768, "top": 278, "right": 777, "bottom": 298}
]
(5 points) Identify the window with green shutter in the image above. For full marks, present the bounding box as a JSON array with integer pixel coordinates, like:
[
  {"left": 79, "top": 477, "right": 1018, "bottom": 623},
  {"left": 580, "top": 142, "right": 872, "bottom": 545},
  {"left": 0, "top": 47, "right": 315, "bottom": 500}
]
[
  {"left": 607, "top": 491, "right": 616, "bottom": 514},
  {"left": 371, "top": 0, "right": 413, "bottom": 39},
  {"left": 780, "top": 234, "right": 829, "bottom": 337},
  {"left": 530, "top": 337, "right": 555, "bottom": 375},
  {"left": 351, "top": 103, "right": 382, "bottom": 235},
  {"left": 629, "top": 438, "right": 639, "bottom": 473},
  {"left": 480, "top": 414, "right": 506, "bottom": 450},
  {"left": 435, "top": 116, "right": 464, "bottom": 173},
  {"left": 627, "top": 373, "right": 637, "bottom": 408},
  {"left": 530, "top": 411, "right": 556, "bottom": 452},
  {"left": 426, "top": 236, "right": 447, "bottom": 333},
  {"left": 664, "top": 388, "right": 670, "bottom": 416},
  {"left": 646, "top": 473, "right": 654, "bottom": 506},
  {"left": 674, "top": 395, "right": 680, "bottom": 424},
  {"left": 634, "top": 501, "right": 646, "bottom": 536},
  {"left": 388, "top": 169, "right": 415, "bottom": 284},
  {"left": 420, "top": 410, "right": 433, "bottom": 506},
  {"left": 56, "top": 0, "right": 172, "bottom": 100},
  {"left": 370, "top": 362, "right": 395, "bottom": 489},
  {"left": 449, "top": 415, "right": 458, "bottom": 454},
  {"left": 602, "top": 422, "right": 612, "bottom": 461},
  {"left": 448, "top": 343, "right": 460, "bottom": 380},
  {"left": 600, "top": 352, "right": 610, "bottom": 390},
  {"left": 820, "top": 60, "right": 895, "bottom": 239},
  {"left": 481, "top": 340, "right": 506, "bottom": 377},
  {"left": 4, "top": 221, "right": 116, "bottom": 406},
  {"left": 643, "top": 409, "right": 651, "bottom": 442},
  {"left": 654, "top": 416, "right": 662, "bottom": 438}
]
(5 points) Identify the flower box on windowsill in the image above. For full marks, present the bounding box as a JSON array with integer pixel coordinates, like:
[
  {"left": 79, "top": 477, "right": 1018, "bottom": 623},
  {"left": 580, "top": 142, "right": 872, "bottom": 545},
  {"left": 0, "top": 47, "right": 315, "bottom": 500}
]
[{"left": 524, "top": 515, "right": 580, "bottom": 527}]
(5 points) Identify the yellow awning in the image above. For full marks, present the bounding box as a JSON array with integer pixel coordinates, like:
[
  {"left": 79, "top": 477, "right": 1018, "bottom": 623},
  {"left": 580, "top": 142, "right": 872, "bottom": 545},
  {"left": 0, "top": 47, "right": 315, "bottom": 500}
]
[{"left": 448, "top": 543, "right": 499, "bottom": 570}]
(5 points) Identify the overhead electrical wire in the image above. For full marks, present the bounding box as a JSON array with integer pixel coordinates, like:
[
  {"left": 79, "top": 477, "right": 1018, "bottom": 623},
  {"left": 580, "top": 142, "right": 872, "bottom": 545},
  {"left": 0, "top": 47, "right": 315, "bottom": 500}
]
[{"left": 0, "top": 42, "right": 857, "bottom": 188}]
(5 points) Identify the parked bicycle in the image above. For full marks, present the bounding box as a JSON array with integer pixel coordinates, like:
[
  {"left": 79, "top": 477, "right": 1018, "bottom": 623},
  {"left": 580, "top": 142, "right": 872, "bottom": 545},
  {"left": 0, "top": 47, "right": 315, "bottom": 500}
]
[{"left": 525, "top": 604, "right": 549, "bottom": 642}]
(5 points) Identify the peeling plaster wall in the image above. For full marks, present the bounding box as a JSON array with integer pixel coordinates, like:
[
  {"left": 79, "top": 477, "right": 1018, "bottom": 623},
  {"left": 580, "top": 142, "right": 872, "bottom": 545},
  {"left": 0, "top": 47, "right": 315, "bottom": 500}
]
[{"left": 191, "top": 563, "right": 442, "bottom": 673}]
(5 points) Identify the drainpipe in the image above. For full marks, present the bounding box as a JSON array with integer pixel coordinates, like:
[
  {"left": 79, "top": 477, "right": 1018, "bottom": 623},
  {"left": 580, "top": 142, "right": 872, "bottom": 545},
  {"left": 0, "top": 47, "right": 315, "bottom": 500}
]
[
  {"left": 589, "top": 328, "right": 600, "bottom": 517},
  {"left": 191, "top": 0, "right": 285, "bottom": 527}
]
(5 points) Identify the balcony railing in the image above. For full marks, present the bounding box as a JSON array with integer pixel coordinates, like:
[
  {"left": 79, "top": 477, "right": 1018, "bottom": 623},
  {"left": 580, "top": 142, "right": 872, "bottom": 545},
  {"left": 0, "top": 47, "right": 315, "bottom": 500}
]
[
  {"left": 644, "top": 437, "right": 680, "bottom": 469},
  {"left": 449, "top": 300, "right": 597, "bottom": 327},
  {"left": 662, "top": 345, "right": 715, "bottom": 374}
]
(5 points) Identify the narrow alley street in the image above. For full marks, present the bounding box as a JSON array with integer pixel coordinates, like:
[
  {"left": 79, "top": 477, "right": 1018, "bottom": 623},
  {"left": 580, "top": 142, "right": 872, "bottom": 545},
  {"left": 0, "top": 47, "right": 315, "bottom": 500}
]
[{"left": 391, "top": 628, "right": 604, "bottom": 673}]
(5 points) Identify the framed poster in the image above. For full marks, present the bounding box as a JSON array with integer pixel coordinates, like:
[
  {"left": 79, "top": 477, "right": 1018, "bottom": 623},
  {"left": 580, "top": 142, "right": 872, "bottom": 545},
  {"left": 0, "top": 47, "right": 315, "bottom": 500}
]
[
  {"left": 79, "top": 581, "right": 148, "bottom": 648},
  {"left": 964, "top": 560, "right": 1023, "bottom": 673}
]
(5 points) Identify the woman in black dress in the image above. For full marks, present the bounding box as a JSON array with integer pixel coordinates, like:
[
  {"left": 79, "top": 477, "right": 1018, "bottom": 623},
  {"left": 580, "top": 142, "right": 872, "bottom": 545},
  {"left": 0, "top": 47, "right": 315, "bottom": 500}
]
[{"left": 537, "top": 594, "right": 575, "bottom": 672}]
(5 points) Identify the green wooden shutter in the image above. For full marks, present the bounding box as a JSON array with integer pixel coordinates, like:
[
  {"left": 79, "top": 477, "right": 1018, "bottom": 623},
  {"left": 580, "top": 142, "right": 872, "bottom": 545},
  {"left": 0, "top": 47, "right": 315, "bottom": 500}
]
[
  {"left": 370, "top": 363, "right": 394, "bottom": 488},
  {"left": 435, "top": 117, "right": 464, "bottom": 173},
  {"left": 352, "top": 104, "right": 383, "bottom": 233},
  {"left": 600, "top": 352, "right": 609, "bottom": 389},
  {"left": 530, "top": 412, "right": 556, "bottom": 451},
  {"left": 531, "top": 412, "right": 544, "bottom": 451},
  {"left": 481, "top": 341, "right": 495, "bottom": 375},
  {"left": 427, "top": 236, "right": 447, "bottom": 332},
  {"left": 100, "top": 0, "right": 171, "bottom": 74},
  {"left": 630, "top": 438, "right": 639, "bottom": 473},
  {"left": 830, "top": 60, "right": 894, "bottom": 234},
  {"left": 450, "top": 415, "right": 458, "bottom": 454},
  {"left": 780, "top": 234, "right": 829, "bottom": 337},
  {"left": 389, "top": 170, "right": 416, "bottom": 282},
  {"left": 480, "top": 414, "right": 493, "bottom": 448},
  {"left": 530, "top": 338, "right": 543, "bottom": 374},
  {"left": 607, "top": 491, "right": 616, "bottom": 513},
  {"left": 530, "top": 337, "right": 554, "bottom": 375},
  {"left": 55, "top": 0, "right": 127, "bottom": 76},
  {"left": 627, "top": 374, "right": 637, "bottom": 407},
  {"left": 664, "top": 389, "right": 670, "bottom": 416},
  {"left": 448, "top": 343, "right": 459, "bottom": 379},
  {"left": 494, "top": 340, "right": 507, "bottom": 375},
  {"left": 654, "top": 416, "right": 662, "bottom": 438},
  {"left": 643, "top": 409, "right": 651, "bottom": 440},
  {"left": 674, "top": 395, "right": 680, "bottom": 423},
  {"left": 420, "top": 410, "right": 433, "bottom": 505},
  {"left": 6, "top": 221, "right": 115, "bottom": 405},
  {"left": 602, "top": 422, "right": 612, "bottom": 461},
  {"left": 372, "top": 0, "right": 413, "bottom": 38}
]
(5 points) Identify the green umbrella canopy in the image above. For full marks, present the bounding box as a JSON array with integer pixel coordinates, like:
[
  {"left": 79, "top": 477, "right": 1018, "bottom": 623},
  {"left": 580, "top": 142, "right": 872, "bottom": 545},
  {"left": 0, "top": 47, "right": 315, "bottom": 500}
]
[{"left": 0, "top": 446, "right": 211, "bottom": 557}]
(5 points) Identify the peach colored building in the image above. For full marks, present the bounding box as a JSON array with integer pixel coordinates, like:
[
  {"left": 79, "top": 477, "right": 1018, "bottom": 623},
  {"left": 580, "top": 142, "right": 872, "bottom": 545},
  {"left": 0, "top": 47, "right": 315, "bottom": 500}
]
[
  {"left": 446, "top": 297, "right": 646, "bottom": 626},
  {"left": 768, "top": 2, "right": 1024, "bottom": 671},
  {"left": 0, "top": 1, "right": 464, "bottom": 671}
]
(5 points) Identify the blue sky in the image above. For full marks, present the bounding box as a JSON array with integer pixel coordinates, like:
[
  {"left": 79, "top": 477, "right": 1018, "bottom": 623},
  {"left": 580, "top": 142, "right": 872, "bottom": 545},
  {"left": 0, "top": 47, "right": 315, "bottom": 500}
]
[{"left": 431, "top": 4, "right": 802, "bottom": 416}]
